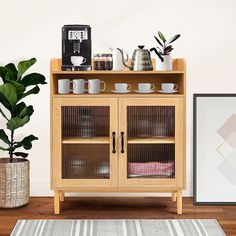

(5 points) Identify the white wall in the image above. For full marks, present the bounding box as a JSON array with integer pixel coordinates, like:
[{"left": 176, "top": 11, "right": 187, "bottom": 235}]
[{"left": 1, "top": 0, "right": 236, "bottom": 196}]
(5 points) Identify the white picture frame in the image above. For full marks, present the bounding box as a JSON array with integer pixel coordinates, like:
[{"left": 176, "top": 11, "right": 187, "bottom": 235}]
[{"left": 194, "top": 94, "right": 236, "bottom": 204}]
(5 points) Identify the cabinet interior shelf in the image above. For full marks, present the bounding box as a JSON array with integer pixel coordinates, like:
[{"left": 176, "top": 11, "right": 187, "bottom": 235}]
[
  {"left": 53, "top": 93, "right": 184, "bottom": 98},
  {"left": 62, "top": 137, "right": 109, "bottom": 144},
  {"left": 127, "top": 137, "right": 175, "bottom": 144},
  {"left": 61, "top": 137, "right": 175, "bottom": 144}
]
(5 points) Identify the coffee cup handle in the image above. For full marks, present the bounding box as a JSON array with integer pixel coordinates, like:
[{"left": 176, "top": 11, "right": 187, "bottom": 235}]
[
  {"left": 174, "top": 84, "right": 178, "bottom": 90},
  {"left": 70, "top": 81, "right": 75, "bottom": 92},
  {"left": 84, "top": 81, "right": 88, "bottom": 91},
  {"left": 100, "top": 81, "right": 106, "bottom": 91},
  {"left": 127, "top": 84, "right": 132, "bottom": 90},
  {"left": 82, "top": 58, "right": 87, "bottom": 64},
  {"left": 151, "top": 84, "right": 155, "bottom": 90}
]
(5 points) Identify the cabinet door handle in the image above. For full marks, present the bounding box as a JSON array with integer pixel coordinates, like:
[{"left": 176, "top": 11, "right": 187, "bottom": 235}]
[
  {"left": 121, "top": 132, "right": 125, "bottom": 153},
  {"left": 112, "top": 132, "right": 116, "bottom": 154}
]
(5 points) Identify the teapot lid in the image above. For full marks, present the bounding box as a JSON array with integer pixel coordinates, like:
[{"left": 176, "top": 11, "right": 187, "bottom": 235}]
[
  {"left": 136, "top": 45, "right": 149, "bottom": 52},
  {"left": 138, "top": 45, "right": 145, "bottom": 49}
]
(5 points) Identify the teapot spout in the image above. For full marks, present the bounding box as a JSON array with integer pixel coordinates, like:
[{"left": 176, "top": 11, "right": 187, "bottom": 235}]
[{"left": 117, "top": 48, "right": 131, "bottom": 69}]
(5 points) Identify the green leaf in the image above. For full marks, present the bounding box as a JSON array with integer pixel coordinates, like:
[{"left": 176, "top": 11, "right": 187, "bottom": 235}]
[
  {"left": 0, "top": 107, "right": 9, "bottom": 120},
  {"left": 0, "top": 92, "right": 11, "bottom": 111},
  {"left": 19, "top": 105, "right": 34, "bottom": 118},
  {"left": 0, "top": 129, "right": 10, "bottom": 144},
  {"left": 5, "top": 75, "right": 25, "bottom": 97},
  {"left": 20, "top": 73, "right": 47, "bottom": 87},
  {"left": 0, "top": 66, "right": 12, "bottom": 83},
  {"left": 166, "top": 34, "right": 181, "bottom": 45},
  {"left": 0, "top": 83, "right": 17, "bottom": 109},
  {"left": 14, "top": 152, "right": 28, "bottom": 158},
  {"left": 4, "top": 63, "right": 17, "bottom": 79},
  {"left": 12, "top": 102, "right": 26, "bottom": 116},
  {"left": 10, "top": 81, "right": 25, "bottom": 97},
  {"left": 7, "top": 116, "right": 30, "bottom": 131},
  {"left": 4, "top": 70, "right": 15, "bottom": 82},
  {"left": 158, "top": 31, "right": 166, "bottom": 43},
  {"left": 14, "top": 134, "right": 38, "bottom": 150},
  {"left": 154, "top": 35, "right": 163, "bottom": 47},
  {"left": 164, "top": 47, "right": 173, "bottom": 55},
  {"left": 17, "top": 58, "right": 36, "bottom": 80},
  {"left": 0, "top": 146, "right": 10, "bottom": 151},
  {"left": 5, "top": 71, "right": 15, "bottom": 82},
  {"left": 164, "top": 45, "right": 173, "bottom": 54},
  {"left": 12, "top": 103, "right": 34, "bottom": 118},
  {"left": 19, "top": 85, "right": 40, "bottom": 100}
]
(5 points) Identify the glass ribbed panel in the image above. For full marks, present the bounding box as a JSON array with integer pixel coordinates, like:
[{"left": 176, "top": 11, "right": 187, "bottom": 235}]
[
  {"left": 62, "top": 144, "right": 110, "bottom": 179},
  {"left": 127, "top": 106, "right": 175, "bottom": 179},
  {"left": 127, "top": 144, "right": 175, "bottom": 178},
  {"left": 61, "top": 106, "right": 110, "bottom": 179},
  {"left": 127, "top": 106, "right": 175, "bottom": 138},
  {"left": 62, "top": 106, "right": 109, "bottom": 138}
]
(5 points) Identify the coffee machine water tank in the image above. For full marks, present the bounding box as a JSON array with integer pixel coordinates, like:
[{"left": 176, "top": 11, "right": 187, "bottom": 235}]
[{"left": 62, "top": 25, "right": 92, "bottom": 71}]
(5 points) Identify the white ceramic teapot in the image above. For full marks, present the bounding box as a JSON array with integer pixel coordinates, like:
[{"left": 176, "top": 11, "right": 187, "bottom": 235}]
[{"left": 110, "top": 48, "right": 128, "bottom": 71}]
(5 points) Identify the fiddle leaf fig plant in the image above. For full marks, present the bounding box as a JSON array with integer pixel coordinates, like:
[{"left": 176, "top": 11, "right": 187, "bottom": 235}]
[
  {"left": 0, "top": 58, "right": 47, "bottom": 162},
  {"left": 150, "top": 31, "right": 181, "bottom": 62}
]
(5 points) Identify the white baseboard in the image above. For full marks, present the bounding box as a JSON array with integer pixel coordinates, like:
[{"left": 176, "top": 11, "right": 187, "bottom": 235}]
[{"left": 30, "top": 182, "right": 193, "bottom": 197}]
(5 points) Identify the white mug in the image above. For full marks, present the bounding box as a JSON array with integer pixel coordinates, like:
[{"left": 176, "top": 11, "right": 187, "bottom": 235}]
[
  {"left": 71, "top": 56, "right": 87, "bottom": 66},
  {"left": 138, "top": 83, "right": 155, "bottom": 92},
  {"left": 72, "top": 79, "right": 87, "bottom": 94},
  {"left": 161, "top": 83, "right": 178, "bottom": 92},
  {"left": 115, "top": 83, "right": 131, "bottom": 92},
  {"left": 88, "top": 79, "right": 106, "bottom": 94},
  {"left": 58, "top": 79, "right": 72, "bottom": 94}
]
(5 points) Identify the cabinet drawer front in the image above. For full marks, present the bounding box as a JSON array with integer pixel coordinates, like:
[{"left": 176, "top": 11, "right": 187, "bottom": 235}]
[
  {"left": 118, "top": 98, "right": 184, "bottom": 188},
  {"left": 52, "top": 98, "right": 118, "bottom": 188}
]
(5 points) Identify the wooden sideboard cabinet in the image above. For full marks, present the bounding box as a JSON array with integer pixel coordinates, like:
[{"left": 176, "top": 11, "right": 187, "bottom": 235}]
[{"left": 50, "top": 58, "right": 186, "bottom": 214}]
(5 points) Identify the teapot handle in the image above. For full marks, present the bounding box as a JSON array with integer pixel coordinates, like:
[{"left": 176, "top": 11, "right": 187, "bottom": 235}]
[
  {"left": 123, "top": 51, "right": 129, "bottom": 62},
  {"left": 117, "top": 48, "right": 132, "bottom": 69}
]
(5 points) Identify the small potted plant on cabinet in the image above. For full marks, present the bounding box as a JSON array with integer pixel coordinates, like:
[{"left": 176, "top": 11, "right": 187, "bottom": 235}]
[
  {"left": 0, "top": 58, "right": 46, "bottom": 208},
  {"left": 150, "top": 31, "right": 181, "bottom": 71}
]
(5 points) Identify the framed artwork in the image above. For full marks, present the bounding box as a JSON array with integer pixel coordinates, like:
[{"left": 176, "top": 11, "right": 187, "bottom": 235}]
[{"left": 193, "top": 94, "right": 236, "bottom": 205}]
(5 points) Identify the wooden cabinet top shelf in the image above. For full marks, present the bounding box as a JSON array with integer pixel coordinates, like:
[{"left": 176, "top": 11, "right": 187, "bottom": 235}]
[
  {"left": 50, "top": 58, "right": 186, "bottom": 75},
  {"left": 128, "top": 137, "right": 175, "bottom": 144},
  {"left": 52, "top": 70, "right": 184, "bottom": 75},
  {"left": 62, "top": 137, "right": 109, "bottom": 144}
]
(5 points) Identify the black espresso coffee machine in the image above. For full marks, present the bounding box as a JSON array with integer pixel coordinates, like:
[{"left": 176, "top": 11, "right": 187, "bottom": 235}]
[{"left": 62, "top": 25, "right": 92, "bottom": 71}]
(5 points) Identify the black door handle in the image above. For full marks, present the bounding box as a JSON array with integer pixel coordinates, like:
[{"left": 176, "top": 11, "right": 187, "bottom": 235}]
[
  {"left": 112, "top": 132, "right": 116, "bottom": 154},
  {"left": 121, "top": 132, "right": 125, "bottom": 153}
]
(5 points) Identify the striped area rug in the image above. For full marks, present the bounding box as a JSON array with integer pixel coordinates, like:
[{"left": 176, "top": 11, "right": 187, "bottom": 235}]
[{"left": 11, "top": 219, "right": 225, "bottom": 236}]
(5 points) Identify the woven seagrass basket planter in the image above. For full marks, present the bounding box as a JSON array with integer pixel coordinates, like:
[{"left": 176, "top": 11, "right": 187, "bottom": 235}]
[{"left": 0, "top": 158, "right": 29, "bottom": 208}]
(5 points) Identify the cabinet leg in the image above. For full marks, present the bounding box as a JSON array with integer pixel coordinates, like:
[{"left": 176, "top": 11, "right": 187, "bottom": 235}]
[
  {"left": 177, "top": 190, "right": 182, "bottom": 215},
  {"left": 54, "top": 190, "right": 60, "bottom": 214},
  {"left": 59, "top": 191, "right": 64, "bottom": 202},
  {"left": 172, "top": 192, "right": 177, "bottom": 202}
]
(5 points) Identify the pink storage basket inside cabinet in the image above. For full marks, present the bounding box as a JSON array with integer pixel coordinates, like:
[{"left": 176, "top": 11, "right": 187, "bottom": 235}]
[{"left": 128, "top": 162, "right": 174, "bottom": 177}]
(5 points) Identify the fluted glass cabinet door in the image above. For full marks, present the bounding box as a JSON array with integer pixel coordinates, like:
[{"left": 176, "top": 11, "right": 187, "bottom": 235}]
[
  {"left": 119, "top": 98, "right": 184, "bottom": 188},
  {"left": 52, "top": 98, "right": 118, "bottom": 188}
]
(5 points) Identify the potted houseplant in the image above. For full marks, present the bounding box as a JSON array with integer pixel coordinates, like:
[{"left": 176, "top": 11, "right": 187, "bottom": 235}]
[
  {"left": 0, "top": 58, "right": 46, "bottom": 208},
  {"left": 150, "top": 31, "right": 181, "bottom": 71}
]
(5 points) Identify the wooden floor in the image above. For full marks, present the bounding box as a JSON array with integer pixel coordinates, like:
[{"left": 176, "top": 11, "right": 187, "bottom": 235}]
[{"left": 0, "top": 197, "right": 236, "bottom": 235}]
